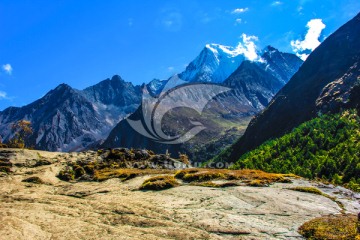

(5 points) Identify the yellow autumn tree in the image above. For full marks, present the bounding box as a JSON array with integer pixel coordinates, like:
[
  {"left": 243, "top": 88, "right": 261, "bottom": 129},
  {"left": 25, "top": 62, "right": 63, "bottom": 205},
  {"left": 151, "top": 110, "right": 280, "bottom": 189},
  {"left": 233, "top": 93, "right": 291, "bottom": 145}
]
[{"left": 9, "top": 120, "right": 33, "bottom": 149}]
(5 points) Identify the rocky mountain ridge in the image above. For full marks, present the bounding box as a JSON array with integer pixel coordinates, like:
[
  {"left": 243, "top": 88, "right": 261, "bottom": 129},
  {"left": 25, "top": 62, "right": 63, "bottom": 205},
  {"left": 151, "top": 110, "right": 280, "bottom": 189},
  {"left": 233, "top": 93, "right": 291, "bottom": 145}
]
[
  {"left": 102, "top": 47, "right": 303, "bottom": 161},
  {"left": 213, "top": 12, "right": 360, "bottom": 164},
  {"left": 0, "top": 44, "right": 302, "bottom": 156},
  {"left": 0, "top": 75, "right": 142, "bottom": 152}
]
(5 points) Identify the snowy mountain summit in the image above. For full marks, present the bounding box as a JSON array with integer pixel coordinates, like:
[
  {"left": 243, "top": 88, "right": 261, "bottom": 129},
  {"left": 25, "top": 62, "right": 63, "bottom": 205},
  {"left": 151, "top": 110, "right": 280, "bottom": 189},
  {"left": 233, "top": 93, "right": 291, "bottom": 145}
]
[
  {"left": 148, "top": 42, "right": 303, "bottom": 96},
  {"left": 179, "top": 43, "right": 248, "bottom": 83}
]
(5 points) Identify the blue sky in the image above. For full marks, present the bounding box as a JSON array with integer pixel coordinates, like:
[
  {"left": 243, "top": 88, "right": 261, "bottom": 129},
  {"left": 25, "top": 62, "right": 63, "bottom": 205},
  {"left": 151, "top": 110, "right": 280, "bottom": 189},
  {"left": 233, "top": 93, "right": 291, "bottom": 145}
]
[{"left": 0, "top": 0, "right": 359, "bottom": 110}]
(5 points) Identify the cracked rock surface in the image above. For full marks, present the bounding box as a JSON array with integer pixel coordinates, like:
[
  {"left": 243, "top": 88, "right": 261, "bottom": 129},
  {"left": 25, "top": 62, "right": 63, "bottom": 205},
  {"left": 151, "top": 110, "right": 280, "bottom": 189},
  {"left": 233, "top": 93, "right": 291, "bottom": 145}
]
[{"left": 0, "top": 148, "right": 359, "bottom": 240}]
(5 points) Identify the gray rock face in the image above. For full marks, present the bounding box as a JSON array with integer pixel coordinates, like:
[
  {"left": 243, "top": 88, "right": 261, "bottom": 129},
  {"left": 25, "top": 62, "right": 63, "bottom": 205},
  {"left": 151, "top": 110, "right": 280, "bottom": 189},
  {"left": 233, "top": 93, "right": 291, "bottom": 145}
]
[
  {"left": 221, "top": 47, "right": 303, "bottom": 111},
  {"left": 146, "top": 79, "right": 168, "bottom": 96},
  {"left": 316, "top": 62, "right": 360, "bottom": 113},
  {"left": 83, "top": 75, "right": 141, "bottom": 110},
  {"left": 0, "top": 148, "right": 358, "bottom": 240},
  {"left": 261, "top": 45, "right": 304, "bottom": 85},
  {"left": 223, "top": 61, "right": 284, "bottom": 111},
  {"left": 0, "top": 76, "right": 142, "bottom": 151}
]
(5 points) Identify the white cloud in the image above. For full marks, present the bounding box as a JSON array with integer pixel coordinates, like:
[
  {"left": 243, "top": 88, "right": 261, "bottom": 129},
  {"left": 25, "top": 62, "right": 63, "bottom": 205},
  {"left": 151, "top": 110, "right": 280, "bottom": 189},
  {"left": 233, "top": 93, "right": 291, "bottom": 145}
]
[
  {"left": 232, "top": 8, "right": 249, "bottom": 14},
  {"left": 167, "top": 66, "right": 175, "bottom": 72},
  {"left": 271, "top": 1, "right": 283, "bottom": 6},
  {"left": 290, "top": 19, "right": 326, "bottom": 60},
  {"left": 0, "top": 91, "right": 8, "bottom": 99},
  {"left": 223, "top": 34, "right": 260, "bottom": 61},
  {"left": 239, "top": 34, "right": 260, "bottom": 61},
  {"left": 2, "top": 64, "right": 12, "bottom": 75},
  {"left": 235, "top": 18, "right": 242, "bottom": 25}
]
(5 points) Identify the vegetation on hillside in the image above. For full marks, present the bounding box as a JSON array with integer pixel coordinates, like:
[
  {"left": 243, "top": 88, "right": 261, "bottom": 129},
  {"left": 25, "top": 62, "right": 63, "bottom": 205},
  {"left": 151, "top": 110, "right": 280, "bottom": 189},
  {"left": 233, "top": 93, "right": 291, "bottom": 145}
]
[{"left": 231, "top": 110, "right": 360, "bottom": 191}]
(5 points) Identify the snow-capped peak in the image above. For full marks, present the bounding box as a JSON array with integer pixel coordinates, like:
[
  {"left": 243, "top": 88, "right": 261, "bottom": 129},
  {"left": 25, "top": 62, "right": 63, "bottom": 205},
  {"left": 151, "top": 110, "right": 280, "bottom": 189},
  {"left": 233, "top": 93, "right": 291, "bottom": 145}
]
[
  {"left": 205, "top": 44, "right": 220, "bottom": 54},
  {"left": 146, "top": 79, "right": 168, "bottom": 95},
  {"left": 206, "top": 43, "right": 254, "bottom": 59},
  {"left": 261, "top": 45, "right": 279, "bottom": 57},
  {"left": 206, "top": 34, "right": 261, "bottom": 61},
  {"left": 179, "top": 42, "right": 250, "bottom": 83},
  {"left": 178, "top": 35, "right": 265, "bottom": 83}
]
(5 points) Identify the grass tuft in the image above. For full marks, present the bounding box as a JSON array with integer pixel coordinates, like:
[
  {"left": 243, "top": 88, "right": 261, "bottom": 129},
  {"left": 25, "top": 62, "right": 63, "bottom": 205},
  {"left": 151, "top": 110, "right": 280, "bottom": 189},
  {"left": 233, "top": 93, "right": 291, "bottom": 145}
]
[
  {"left": 288, "top": 186, "right": 346, "bottom": 213},
  {"left": 57, "top": 167, "right": 75, "bottom": 181},
  {"left": 247, "top": 179, "right": 269, "bottom": 187},
  {"left": 288, "top": 186, "right": 323, "bottom": 195},
  {"left": 140, "top": 175, "right": 179, "bottom": 191},
  {"left": 191, "top": 181, "right": 239, "bottom": 188},
  {"left": 182, "top": 171, "right": 226, "bottom": 182},
  {"left": 0, "top": 159, "right": 12, "bottom": 173},
  {"left": 0, "top": 165, "right": 11, "bottom": 173},
  {"left": 174, "top": 169, "right": 199, "bottom": 179},
  {"left": 22, "top": 176, "right": 44, "bottom": 184},
  {"left": 93, "top": 168, "right": 175, "bottom": 182},
  {"left": 299, "top": 214, "right": 359, "bottom": 239},
  {"left": 175, "top": 168, "right": 293, "bottom": 186}
]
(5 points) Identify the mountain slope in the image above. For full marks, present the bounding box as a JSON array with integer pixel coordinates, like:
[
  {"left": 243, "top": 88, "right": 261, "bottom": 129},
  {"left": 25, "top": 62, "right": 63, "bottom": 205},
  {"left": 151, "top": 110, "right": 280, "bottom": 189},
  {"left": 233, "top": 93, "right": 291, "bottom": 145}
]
[
  {"left": 146, "top": 79, "right": 168, "bottom": 96},
  {"left": 102, "top": 47, "right": 302, "bottom": 162},
  {"left": 231, "top": 110, "right": 360, "bottom": 191},
  {"left": 82, "top": 75, "right": 142, "bottom": 127},
  {"left": 82, "top": 75, "right": 141, "bottom": 109},
  {"left": 0, "top": 75, "right": 142, "bottom": 151},
  {"left": 261, "top": 45, "right": 304, "bottom": 85},
  {"left": 0, "top": 84, "right": 102, "bottom": 151},
  {"left": 179, "top": 44, "right": 246, "bottom": 83},
  {"left": 213, "top": 12, "right": 360, "bottom": 164},
  {"left": 223, "top": 60, "right": 284, "bottom": 110}
]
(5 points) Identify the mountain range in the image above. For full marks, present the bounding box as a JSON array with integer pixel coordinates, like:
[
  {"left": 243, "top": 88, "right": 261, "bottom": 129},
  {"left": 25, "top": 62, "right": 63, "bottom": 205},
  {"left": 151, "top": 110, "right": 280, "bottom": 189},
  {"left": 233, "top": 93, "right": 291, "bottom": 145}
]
[
  {"left": 0, "top": 76, "right": 142, "bottom": 151},
  {"left": 213, "top": 12, "right": 360, "bottom": 165},
  {"left": 102, "top": 46, "right": 303, "bottom": 161},
  {"left": 0, "top": 41, "right": 302, "bottom": 158}
]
